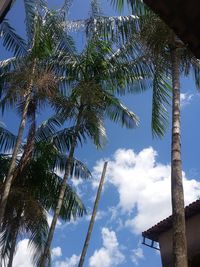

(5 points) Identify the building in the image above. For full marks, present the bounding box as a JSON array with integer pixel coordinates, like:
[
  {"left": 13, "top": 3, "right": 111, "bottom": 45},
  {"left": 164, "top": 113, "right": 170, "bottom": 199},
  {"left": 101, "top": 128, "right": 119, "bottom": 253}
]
[
  {"left": 143, "top": 0, "right": 200, "bottom": 58},
  {"left": 142, "top": 199, "right": 200, "bottom": 267},
  {"left": 0, "top": 0, "right": 12, "bottom": 23}
]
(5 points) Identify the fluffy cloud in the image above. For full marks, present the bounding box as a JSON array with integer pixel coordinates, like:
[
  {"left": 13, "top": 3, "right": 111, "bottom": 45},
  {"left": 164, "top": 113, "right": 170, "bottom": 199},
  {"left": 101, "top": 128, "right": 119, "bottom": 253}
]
[
  {"left": 180, "top": 93, "right": 193, "bottom": 107},
  {"left": 54, "top": 254, "right": 80, "bottom": 267},
  {"left": 10, "top": 240, "right": 76, "bottom": 267},
  {"left": 131, "top": 246, "right": 144, "bottom": 265},
  {"left": 85, "top": 210, "right": 106, "bottom": 221},
  {"left": 93, "top": 147, "right": 200, "bottom": 233},
  {"left": 11, "top": 241, "right": 63, "bottom": 267},
  {"left": 12, "top": 239, "right": 32, "bottom": 267},
  {"left": 47, "top": 213, "right": 62, "bottom": 228},
  {"left": 89, "top": 228, "right": 125, "bottom": 267},
  {"left": 52, "top": 246, "right": 62, "bottom": 260}
]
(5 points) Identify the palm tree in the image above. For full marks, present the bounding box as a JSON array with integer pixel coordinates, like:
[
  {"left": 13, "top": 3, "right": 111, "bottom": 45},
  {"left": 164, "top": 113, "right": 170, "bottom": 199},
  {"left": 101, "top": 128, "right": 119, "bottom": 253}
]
[
  {"left": 136, "top": 11, "right": 200, "bottom": 267},
  {"left": 0, "top": 140, "right": 87, "bottom": 267},
  {"left": 65, "top": 0, "right": 171, "bottom": 137},
  {"left": 104, "top": 2, "right": 200, "bottom": 266},
  {"left": 0, "top": 1, "right": 75, "bottom": 225},
  {"left": 39, "top": 37, "right": 141, "bottom": 266}
]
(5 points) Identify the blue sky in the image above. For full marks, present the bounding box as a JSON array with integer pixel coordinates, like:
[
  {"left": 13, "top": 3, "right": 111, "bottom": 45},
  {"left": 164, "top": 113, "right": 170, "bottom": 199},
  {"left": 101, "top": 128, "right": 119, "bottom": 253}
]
[{"left": 1, "top": 1, "right": 200, "bottom": 267}]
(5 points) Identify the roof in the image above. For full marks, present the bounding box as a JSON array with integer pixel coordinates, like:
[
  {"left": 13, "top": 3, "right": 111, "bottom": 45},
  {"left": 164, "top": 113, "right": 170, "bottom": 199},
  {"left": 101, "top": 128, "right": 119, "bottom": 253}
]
[
  {"left": 142, "top": 199, "right": 200, "bottom": 242},
  {"left": 144, "top": 0, "right": 200, "bottom": 59},
  {"left": 0, "top": 0, "right": 13, "bottom": 23}
]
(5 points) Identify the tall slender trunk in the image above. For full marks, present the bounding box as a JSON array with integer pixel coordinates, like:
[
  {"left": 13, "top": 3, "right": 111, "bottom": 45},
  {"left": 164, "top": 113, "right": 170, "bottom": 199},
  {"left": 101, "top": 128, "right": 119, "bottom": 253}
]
[
  {"left": 40, "top": 108, "right": 84, "bottom": 267},
  {"left": 7, "top": 229, "right": 17, "bottom": 267},
  {"left": 5, "top": 111, "right": 35, "bottom": 267},
  {"left": 78, "top": 162, "right": 108, "bottom": 267},
  {"left": 7, "top": 209, "right": 21, "bottom": 267},
  {"left": 0, "top": 61, "right": 36, "bottom": 227},
  {"left": 17, "top": 104, "right": 36, "bottom": 175},
  {"left": 170, "top": 46, "right": 188, "bottom": 267}
]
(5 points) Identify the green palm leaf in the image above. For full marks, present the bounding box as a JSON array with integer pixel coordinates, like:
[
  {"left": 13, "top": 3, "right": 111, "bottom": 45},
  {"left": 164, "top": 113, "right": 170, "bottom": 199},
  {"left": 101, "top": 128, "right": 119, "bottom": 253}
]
[
  {"left": 36, "top": 114, "right": 65, "bottom": 142},
  {"left": 23, "top": 0, "right": 47, "bottom": 42},
  {"left": 151, "top": 70, "right": 171, "bottom": 137},
  {"left": 191, "top": 58, "right": 200, "bottom": 90},
  {"left": 0, "top": 20, "right": 27, "bottom": 57},
  {"left": 104, "top": 93, "right": 139, "bottom": 128},
  {"left": 23, "top": 201, "right": 49, "bottom": 266},
  {"left": 0, "top": 124, "right": 16, "bottom": 152}
]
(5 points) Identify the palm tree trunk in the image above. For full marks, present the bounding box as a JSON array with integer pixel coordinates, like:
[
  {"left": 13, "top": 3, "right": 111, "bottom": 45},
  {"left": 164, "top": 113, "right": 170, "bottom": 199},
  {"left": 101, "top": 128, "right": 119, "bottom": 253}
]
[
  {"left": 7, "top": 229, "right": 17, "bottom": 267},
  {"left": 78, "top": 162, "right": 108, "bottom": 267},
  {"left": 170, "top": 46, "right": 188, "bottom": 267},
  {"left": 0, "top": 62, "right": 36, "bottom": 227},
  {"left": 40, "top": 108, "right": 84, "bottom": 267},
  {"left": 17, "top": 104, "right": 36, "bottom": 174},
  {"left": 7, "top": 209, "right": 21, "bottom": 267}
]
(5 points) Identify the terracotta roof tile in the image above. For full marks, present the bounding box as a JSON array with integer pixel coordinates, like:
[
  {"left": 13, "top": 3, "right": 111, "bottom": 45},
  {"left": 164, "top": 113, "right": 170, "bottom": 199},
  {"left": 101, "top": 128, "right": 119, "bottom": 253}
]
[{"left": 142, "top": 199, "right": 200, "bottom": 242}]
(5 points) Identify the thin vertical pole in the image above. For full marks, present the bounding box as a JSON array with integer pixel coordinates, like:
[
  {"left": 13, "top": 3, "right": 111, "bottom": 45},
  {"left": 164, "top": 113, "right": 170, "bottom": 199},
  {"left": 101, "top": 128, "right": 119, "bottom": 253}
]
[{"left": 78, "top": 162, "right": 108, "bottom": 267}]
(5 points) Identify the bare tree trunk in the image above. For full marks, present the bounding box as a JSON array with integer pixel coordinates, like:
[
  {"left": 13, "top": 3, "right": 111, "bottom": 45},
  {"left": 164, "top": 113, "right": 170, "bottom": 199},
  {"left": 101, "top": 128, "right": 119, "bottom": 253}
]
[
  {"left": 0, "top": 62, "right": 36, "bottom": 227},
  {"left": 171, "top": 46, "right": 188, "bottom": 267},
  {"left": 40, "top": 108, "right": 83, "bottom": 267},
  {"left": 78, "top": 162, "right": 108, "bottom": 267}
]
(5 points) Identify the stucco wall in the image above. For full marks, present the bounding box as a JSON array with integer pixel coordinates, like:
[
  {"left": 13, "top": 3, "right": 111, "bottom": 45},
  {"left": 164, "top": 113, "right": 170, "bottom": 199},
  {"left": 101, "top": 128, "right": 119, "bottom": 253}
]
[{"left": 158, "top": 214, "right": 200, "bottom": 267}]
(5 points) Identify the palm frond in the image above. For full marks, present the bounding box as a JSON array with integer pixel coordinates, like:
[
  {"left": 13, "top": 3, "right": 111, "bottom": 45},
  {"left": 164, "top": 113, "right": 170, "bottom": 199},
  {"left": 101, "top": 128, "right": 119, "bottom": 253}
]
[
  {"left": 25, "top": 162, "right": 86, "bottom": 221},
  {"left": 0, "top": 20, "right": 27, "bottom": 57},
  {"left": 35, "top": 114, "right": 65, "bottom": 142},
  {"left": 59, "top": 0, "right": 74, "bottom": 19},
  {"left": 107, "top": 51, "right": 152, "bottom": 93},
  {"left": 71, "top": 158, "right": 92, "bottom": 180},
  {"left": 90, "top": 0, "right": 102, "bottom": 17},
  {"left": 105, "top": 93, "right": 139, "bottom": 128},
  {"left": 24, "top": 0, "right": 47, "bottom": 42},
  {"left": 0, "top": 217, "right": 19, "bottom": 263},
  {"left": 42, "top": 9, "right": 77, "bottom": 57},
  {"left": 0, "top": 155, "right": 10, "bottom": 181},
  {"left": 52, "top": 154, "right": 92, "bottom": 180},
  {"left": 47, "top": 126, "right": 87, "bottom": 153},
  {"left": 0, "top": 124, "right": 16, "bottom": 152},
  {"left": 43, "top": 172, "right": 86, "bottom": 220},
  {"left": 151, "top": 71, "right": 171, "bottom": 137},
  {"left": 191, "top": 58, "right": 200, "bottom": 90},
  {"left": 0, "top": 57, "right": 17, "bottom": 74},
  {"left": 23, "top": 201, "right": 50, "bottom": 266},
  {"left": 84, "top": 114, "right": 107, "bottom": 148}
]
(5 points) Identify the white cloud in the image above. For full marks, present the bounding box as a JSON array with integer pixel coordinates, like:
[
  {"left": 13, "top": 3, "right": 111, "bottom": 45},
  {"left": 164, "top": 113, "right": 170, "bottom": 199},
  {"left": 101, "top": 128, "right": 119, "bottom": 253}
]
[
  {"left": 85, "top": 210, "right": 106, "bottom": 221},
  {"left": 54, "top": 254, "right": 80, "bottom": 267},
  {"left": 47, "top": 213, "right": 62, "bottom": 228},
  {"left": 93, "top": 147, "right": 200, "bottom": 234},
  {"left": 52, "top": 246, "right": 62, "bottom": 260},
  {"left": 12, "top": 239, "right": 33, "bottom": 267},
  {"left": 89, "top": 228, "right": 125, "bottom": 267},
  {"left": 9, "top": 240, "right": 77, "bottom": 267},
  {"left": 180, "top": 93, "right": 193, "bottom": 107},
  {"left": 131, "top": 246, "right": 144, "bottom": 265}
]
